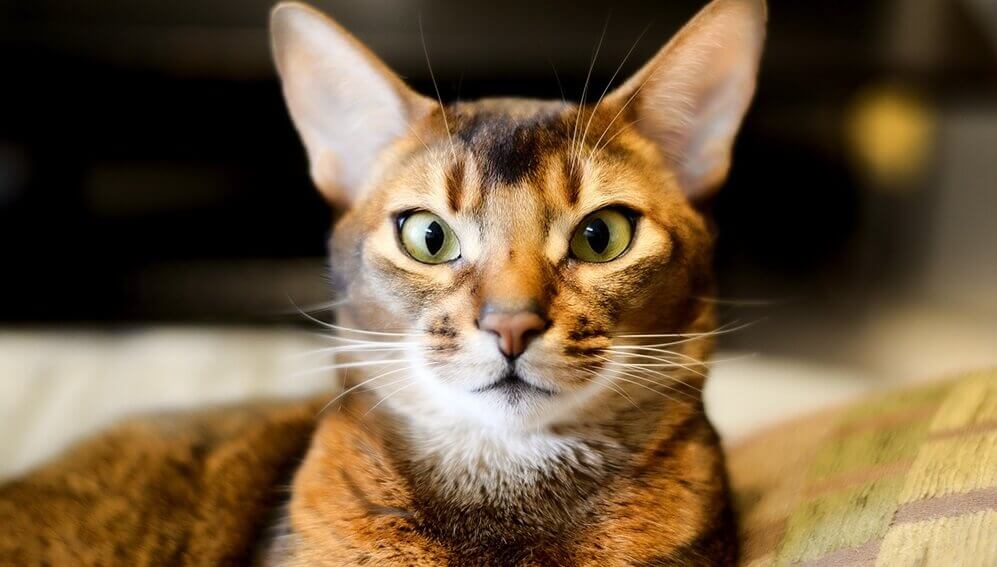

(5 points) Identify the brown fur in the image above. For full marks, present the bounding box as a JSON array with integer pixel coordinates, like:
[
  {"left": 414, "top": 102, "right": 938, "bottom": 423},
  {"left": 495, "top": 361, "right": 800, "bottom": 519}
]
[
  {"left": 277, "top": 391, "right": 736, "bottom": 566},
  {"left": 0, "top": 399, "right": 323, "bottom": 565}
]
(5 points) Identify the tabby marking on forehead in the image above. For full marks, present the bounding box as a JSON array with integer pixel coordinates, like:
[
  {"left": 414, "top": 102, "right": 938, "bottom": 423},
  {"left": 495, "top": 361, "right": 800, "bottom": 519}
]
[
  {"left": 443, "top": 158, "right": 466, "bottom": 212},
  {"left": 562, "top": 153, "right": 584, "bottom": 205},
  {"left": 452, "top": 101, "right": 575, "bottom": 187}
]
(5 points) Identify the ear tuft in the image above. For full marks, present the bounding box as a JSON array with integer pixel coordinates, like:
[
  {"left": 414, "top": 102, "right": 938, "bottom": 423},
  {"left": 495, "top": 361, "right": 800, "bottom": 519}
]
[
  {"left": 270, "top": 2, "right": 432, "bottom": 207},
  {"left": 609, "top": 0, "right": 766, "bottom": 201}
]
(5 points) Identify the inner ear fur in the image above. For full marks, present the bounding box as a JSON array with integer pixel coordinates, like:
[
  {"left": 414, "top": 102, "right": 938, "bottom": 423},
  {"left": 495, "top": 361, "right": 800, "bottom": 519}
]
[
  {"left": 607, "top": 0, "right": 766, "bottom": 202},
  {"left": 270, "top": 2, "right": 434, "bottom": 207}
]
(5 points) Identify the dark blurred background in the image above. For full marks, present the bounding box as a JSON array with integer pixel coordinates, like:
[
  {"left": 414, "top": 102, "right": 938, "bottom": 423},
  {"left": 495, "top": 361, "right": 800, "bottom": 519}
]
[{"left": 1, "top": 0, "right": 995, "bottom": 378}]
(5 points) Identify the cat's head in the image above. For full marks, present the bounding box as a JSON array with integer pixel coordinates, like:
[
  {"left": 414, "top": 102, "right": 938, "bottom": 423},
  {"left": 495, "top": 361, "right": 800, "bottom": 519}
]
[{"left": 271, "top": 0, "right": 765, "bottom": 430}]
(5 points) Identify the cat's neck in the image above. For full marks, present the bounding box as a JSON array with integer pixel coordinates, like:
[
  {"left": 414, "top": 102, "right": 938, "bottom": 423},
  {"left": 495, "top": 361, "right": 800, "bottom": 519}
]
[
  {"left": 367, "top": 389, "right": 685, "bottom": 541},
  {"left": 401, "top": 409, "right": 625, "bottom": 493},
  {"left": 380, "top": 406, "right": 625, "bottom": 545},
  {"left": 284, "top": 389, "right": 715, "bottom": 563}
]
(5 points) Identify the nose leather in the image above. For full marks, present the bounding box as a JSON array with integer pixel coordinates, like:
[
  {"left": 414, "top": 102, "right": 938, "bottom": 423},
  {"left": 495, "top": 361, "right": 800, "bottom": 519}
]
[{"left": 478, "top": 309, "right": 547, "bottom": 359}]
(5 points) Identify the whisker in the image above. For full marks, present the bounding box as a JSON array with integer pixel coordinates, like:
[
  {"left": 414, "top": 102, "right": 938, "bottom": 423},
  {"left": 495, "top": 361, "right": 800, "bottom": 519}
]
[
  {"left": 597, "top": 353, "right": 707, "bottom": 379},
  {"left": 606, "top": 361, "right": 711, "bottom": 396},
  {"left": 302, "top": 340, "right": 418, "bottom": 350},
  {"left": 579, "top": 23, "right": 650, "bottom": 169},
  {"left": 611, "top": 320, "right": 754, "bottom": 340},
  {"left": 318, "top": 363, "right": 439, "bottom": 416},
  {"left": 362, "top": 359, "right": 460, "bottom": 417},
  {"left": 598, "top": 370, "right": 683, "bottom": 404},
  {"left": 585, "top": 48, "right": 672, "bottom": 164},
  {"left": 571, "top": 15, "right": 610, "bottom": 172},
  {"left": 603, "top": 333, "right": 718, "bottom": 353},
  {"left": 290, "top": 344, "right": 420, "bottom": 359},
  {"left": 601, "top": 347, "right": 713, "bottom": 374},
  {"left": 286, "top": 297, "right": 350, "bottom": 314},
  {"left": 287, "top": 358, "right": 414, "bottom": 380},
  {"left": 613, "top": 369, "right": 702, "bottom": 401},
  {"left": 267, "top": 294, "right": 350, "bottom": 318},
  {"left": 419, "top": 14, "right": 458, "bottom": 164},
  {"left": 365, "top": 381, "right": 417, "bottom": 416},
  {"left": 606, "top": 334, "right": 715, "bottom": 351},
  {"left": 299, "top": 311, "right": 421, "bottom": 338},
  {"left": 595, "top": 363, "right": 701, "bottom": 399},
  {"left": 308, "top": 333, "right": 422, "bottom": 346},
  {"left": 548, "top": 58, "right": 567, "bottom": 105},
  {"left": 587, "top": 117, "right": 644, "bottom": 163},
  {"left": 580, "top": 368, "right": 639, "bottom": 408},
  {"left": 407, "top": 124, "right": 432, "bottom": 152},
  {"left": 318, "top": 323, "right": 420, "bottom": 338},
  {"left": 608, "top": 370, "right": 703, "bottom": 402},
  {"left": 604, "top": 347, "right": 753, "bottom": 369}
]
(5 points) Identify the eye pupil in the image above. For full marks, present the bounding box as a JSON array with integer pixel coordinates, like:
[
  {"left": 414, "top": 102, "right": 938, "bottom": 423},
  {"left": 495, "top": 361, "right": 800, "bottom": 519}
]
[
  {"left": 584, "top": 218, "right": 610, "bottom": 254},
  {"left": 424, "top": 221, "right": 445, "bottom": 256}
]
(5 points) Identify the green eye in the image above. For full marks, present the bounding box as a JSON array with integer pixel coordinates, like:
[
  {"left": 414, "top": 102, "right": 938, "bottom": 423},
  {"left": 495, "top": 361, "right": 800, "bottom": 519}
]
[
  {"left": 569, "top": 208, "right": 634, "bottom": 263},
  {"left": 398, "top": 211, "right": 461, "bottom": 264}
]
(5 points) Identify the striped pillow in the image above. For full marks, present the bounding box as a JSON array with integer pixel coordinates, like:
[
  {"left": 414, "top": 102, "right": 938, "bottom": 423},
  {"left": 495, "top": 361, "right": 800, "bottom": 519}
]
[{"left": 728, "top": 369, "right": 997, "bottom": 566}]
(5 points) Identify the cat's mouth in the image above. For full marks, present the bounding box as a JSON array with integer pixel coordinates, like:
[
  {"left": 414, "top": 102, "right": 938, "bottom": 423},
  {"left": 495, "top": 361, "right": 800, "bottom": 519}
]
[{"left": 472, "top": 372, "right": 557, "bottom": 400}]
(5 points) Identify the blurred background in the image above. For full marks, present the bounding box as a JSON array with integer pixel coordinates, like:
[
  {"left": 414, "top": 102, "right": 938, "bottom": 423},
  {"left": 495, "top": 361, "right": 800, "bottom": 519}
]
[{"left": 0, "top": 0, "right": 995, "bottom": 475}]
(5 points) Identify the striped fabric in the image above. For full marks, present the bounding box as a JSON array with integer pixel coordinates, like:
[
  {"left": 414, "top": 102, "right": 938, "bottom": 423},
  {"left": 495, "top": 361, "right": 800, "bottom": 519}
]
[{"left": 728, "top": 369, "right": 997, "bottom": 566}]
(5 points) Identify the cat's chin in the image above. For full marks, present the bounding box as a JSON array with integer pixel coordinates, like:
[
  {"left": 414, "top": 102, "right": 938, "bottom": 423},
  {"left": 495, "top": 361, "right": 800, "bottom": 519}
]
[
  {"left": 400, "top": 362, "right": 586, "bottom": 430},
  {"left": 471, "top": 372, "right": 558, "bottom": 399},
  {"left": 466, "top": 379, "right": 555, "bottom": 424},
  {"left": 468, "top": 371, "right": 566, "bottom": 419}
]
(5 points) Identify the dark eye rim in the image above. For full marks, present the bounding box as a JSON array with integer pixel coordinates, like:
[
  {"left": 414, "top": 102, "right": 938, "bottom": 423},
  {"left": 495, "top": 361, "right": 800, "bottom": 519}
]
[
  {"left": 568, "top": 205, "right": 641, "bottom": 263},
  {"left": 394, "top": 209, "right": 463, "bottom": 264}
]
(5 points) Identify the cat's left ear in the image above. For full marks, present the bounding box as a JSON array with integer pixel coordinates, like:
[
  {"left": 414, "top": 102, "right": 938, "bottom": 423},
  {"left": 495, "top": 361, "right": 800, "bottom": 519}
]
[
  {"left": 270, "top": 2, "right": 434, "bottom": 207},
  {"left": 608, "top": 0, "right": 766, "bottom": 201}
]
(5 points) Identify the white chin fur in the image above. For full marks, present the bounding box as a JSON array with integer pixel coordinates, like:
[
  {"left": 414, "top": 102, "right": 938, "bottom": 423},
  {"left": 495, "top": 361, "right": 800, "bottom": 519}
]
[
  {"left": 387, "top": 361, "right": 560, "bottom": 430},
  {"left": 370, "top": 337, "right": 611, "bottom": 431},
  {"left": 372, "top": 355, "right": 609, "bottom": 431},
  {"left": 351, "top": 339, "right": 630, "bottom": 492},
  {"left": 372, "top": 362, "right": 609, "bottom": 499}
]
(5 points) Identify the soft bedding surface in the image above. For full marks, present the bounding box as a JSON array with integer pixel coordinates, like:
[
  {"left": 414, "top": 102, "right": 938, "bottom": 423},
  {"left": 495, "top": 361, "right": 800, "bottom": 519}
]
[{"left": 729, "top": 369, "right": 997, "bottom": 566}]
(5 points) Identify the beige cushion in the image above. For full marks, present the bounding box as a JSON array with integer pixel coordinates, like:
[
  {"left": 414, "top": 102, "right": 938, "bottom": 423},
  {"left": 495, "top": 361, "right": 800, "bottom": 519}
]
[{"left": 728, "top": 369, "right": 997, "bottom": 566}]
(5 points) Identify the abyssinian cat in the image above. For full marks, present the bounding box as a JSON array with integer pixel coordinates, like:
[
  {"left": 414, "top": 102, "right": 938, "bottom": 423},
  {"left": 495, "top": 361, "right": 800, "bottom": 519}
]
[
  {"left": 0, "top": 1, "right": 765, "bottom": 565},
  {"left": 266, "top": 0, "right": 765, "bottom": 564}
]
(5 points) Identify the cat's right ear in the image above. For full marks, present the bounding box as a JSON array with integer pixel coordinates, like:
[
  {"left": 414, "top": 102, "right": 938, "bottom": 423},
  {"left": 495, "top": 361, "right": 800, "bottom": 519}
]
[
  {"left": 270, "top": 3, "right": 434, "bottom": 207},
  {"left": 606, "top": 0, "right": 766, "bottom": 202}
]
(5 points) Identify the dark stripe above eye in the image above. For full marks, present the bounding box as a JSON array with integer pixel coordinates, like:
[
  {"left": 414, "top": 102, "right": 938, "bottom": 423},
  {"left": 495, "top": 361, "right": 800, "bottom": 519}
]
[
  {"left": 445, "top": 159, "right": 465, "bottom": 212},
  {"left": 562, "top": 155, "right": 582, "bottom": 205}
]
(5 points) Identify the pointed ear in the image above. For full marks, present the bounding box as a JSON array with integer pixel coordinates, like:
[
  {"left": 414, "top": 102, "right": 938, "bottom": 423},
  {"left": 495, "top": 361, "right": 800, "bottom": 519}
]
[
  {"left": 270, "top": 2, "right": 434, "bottom": 207},
  {"left": 609, "top": 0, "right": 766, "bottom": 201}
]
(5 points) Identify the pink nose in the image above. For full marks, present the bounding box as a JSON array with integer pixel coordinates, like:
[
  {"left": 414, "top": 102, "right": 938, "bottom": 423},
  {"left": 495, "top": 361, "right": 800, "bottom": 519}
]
[{"left": 478, "top": 310, "right": 548, "bottom": 359}]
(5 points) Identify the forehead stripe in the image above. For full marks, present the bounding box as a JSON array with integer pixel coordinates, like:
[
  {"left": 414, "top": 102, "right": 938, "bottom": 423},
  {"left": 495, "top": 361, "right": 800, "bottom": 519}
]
[
  {"left": 562, "top": 155, "right": 582, "bottom": 205},
  {"left": 445, "top": 159, "right": 466, "bottom": 212},
  {"left": 453, "top": 107, "right": 570, "bottom": 187}
]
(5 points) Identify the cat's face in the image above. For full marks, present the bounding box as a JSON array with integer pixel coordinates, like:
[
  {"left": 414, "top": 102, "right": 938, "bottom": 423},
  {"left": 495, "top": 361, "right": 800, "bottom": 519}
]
[
  {"left": 329, "top": 100, "right": 714, "bottom": 427},
  {"left": 271, "top": 0, "right": 765, "bottom": 429}
]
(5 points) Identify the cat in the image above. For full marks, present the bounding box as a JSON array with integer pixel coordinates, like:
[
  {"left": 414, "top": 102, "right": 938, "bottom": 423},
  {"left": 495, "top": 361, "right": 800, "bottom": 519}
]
[
  {"left": 0, "top": 0, "right": 765, "bottom": 565},
  {"left": 264, "top": 0, "right": 765, "bottom": 565}
]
